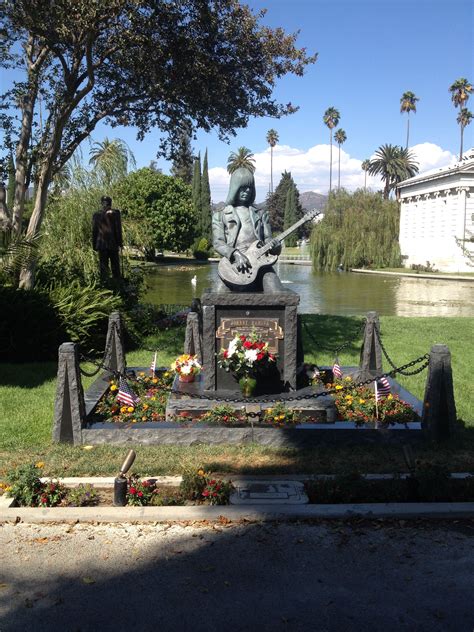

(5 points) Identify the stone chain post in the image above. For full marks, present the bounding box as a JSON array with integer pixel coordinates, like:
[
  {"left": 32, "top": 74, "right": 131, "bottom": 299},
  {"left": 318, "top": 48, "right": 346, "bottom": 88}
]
[
  {"left": 184, "top": 312, "right": 203, "bottom": 364},
  {"left": 359, "top": 311, "right": 383, "bottom": 376},
  {"left": 104, "top": 311, "right": 125, "bottom": 374},
  {"left": 52, "top": 342, "right": 85, "bottom": 444},
  {"left": 422, "top": 344, "right": 457, "bottom": 441}
]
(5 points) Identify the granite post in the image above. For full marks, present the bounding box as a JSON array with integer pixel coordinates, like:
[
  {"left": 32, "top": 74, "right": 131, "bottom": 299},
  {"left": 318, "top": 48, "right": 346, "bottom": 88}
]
[
  {"left": 358, "top": 311, "right": 383, "bottom": 378},
  {"left": 104, "top": 311, "right": 125, "bottom": 374},
  {"left": 422, "top": 344, "right": 457, "bottom": 441},
  {"left": 52, "top": 342, "right": 85, "bottom": 444},
  {"left": 184, "top": 312, "right": 203, "bottom": 364}
]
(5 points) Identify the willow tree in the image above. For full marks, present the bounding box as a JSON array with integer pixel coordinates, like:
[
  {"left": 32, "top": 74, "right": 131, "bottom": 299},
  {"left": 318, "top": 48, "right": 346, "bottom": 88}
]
[
  {"left": 311, "top": 189, "right": 401, "bottom": 271},
  {"left": 0, "top": 0, "right": 316, "bottom": 289}
]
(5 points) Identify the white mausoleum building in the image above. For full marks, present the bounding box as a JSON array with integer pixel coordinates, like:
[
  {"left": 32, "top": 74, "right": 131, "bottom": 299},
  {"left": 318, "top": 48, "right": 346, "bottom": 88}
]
[{"left": 397, "top": 149, "right": 474, "bottom": 272}]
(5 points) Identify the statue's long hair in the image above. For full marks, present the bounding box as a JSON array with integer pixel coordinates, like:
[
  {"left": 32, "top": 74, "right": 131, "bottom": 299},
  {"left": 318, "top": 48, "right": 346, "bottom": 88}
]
[{"left": 225, "top": 168, "right": 256, "bottom": 206}]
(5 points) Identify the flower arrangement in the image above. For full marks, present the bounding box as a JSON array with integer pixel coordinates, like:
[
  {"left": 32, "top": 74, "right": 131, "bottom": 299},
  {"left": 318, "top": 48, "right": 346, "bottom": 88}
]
[
  {"left": 171, "top": 405, "right": 247, "bottom": 427},
  {"left": 171, "top": 354, "right": 202, "bottom": 382},
  {"left": 261, "top": 403, "right": 301, "bottom": 427},
  {"left": 331, "top": 376, "right": 416, "bottom": 426},
  {"left": 180, "top": 468, "right": 234, "bottom": 505},
  {"left": 127, "top": 475, "right": 158, "bottom": 506},
  {"left": 94, "top": 371, "right": 173, "bottom": 423},
  {"left": 218, "top": 333, "right": 277, "bottom": 378}
]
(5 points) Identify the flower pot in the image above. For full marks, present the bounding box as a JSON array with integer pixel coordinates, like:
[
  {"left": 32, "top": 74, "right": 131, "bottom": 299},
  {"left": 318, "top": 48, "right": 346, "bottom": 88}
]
[
  {"left": 238, "top": 375, "right": 257, "bottom": 397},
  {"left": 179, "top": 373, "right": 195, "bottom": 383}
]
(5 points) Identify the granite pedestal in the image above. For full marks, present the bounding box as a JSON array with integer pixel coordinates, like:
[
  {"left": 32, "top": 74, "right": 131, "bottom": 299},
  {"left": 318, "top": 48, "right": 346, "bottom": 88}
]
[{"left": 201, "top": 289, "right": 300, "bottom": 393}]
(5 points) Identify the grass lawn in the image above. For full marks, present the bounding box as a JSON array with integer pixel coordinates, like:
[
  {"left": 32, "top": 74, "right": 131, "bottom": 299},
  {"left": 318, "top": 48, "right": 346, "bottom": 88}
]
[{"left": 1, "top": 315, "right": 473, "bottom": 478}]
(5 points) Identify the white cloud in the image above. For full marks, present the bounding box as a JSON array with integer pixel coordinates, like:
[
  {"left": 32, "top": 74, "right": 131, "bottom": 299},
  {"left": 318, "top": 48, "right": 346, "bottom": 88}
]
[{"left": 208, "top": 142, "right": 457, "bottom": 203}]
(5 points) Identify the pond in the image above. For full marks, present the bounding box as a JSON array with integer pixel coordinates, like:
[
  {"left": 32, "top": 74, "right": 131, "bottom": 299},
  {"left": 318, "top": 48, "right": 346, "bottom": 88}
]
[{"left": 144, "top": 261, "right": 474, "bottom": 317}]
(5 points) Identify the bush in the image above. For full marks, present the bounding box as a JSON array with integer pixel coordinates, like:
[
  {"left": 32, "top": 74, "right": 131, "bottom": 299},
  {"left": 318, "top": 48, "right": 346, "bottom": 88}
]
[
  {"left": 193, "top": 236, "right": 212, "bottom": 260},
  {"left": 66, "top": 484, "right": 99, "bottom": 507},
  {"left": 0, "top": 286, "right": 66, "bottom": 361}
]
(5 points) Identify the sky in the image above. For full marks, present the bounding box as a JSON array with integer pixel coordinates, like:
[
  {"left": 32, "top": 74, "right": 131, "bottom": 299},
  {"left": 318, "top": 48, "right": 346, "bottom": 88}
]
[{"left": 3, "top": 0, "right": 474, "bottom": 203}]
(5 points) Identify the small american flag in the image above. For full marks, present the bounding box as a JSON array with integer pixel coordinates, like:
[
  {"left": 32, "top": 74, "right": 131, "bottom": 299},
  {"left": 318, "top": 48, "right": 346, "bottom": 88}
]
[
  {"left": 150, "top": 351, "right": 157, "bottom": 375},
  {"left": 375, "top": 376, "right": 391, "bottom": 401},
  {"left": 117, "top": 377, "right": 140, "bottom": 407},
  {"left": 332, "top": 360, "right": 342, "bottom": 379}
]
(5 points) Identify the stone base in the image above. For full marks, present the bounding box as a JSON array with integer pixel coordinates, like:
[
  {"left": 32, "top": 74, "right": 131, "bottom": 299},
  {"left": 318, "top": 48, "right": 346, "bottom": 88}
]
[
  {"left": 201, "top": 289, "right": 301, "bottom": 392},
  {"left": 165, "top": 373, "right": 337, "bottom": 423}
]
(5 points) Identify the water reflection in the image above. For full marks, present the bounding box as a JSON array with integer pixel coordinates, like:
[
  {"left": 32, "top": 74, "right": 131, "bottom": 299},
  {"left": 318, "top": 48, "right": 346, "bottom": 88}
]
[{"left": 144, "top": 262, "right": 474, "bottom": 317}]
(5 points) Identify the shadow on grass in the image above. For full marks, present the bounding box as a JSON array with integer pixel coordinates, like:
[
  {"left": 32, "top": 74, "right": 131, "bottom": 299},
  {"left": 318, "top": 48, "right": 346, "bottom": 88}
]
[
  {"left": 301, "top": 314, "right": 364, "bottom": 359},
  {"left": 0, "top": 362, "right": 58, "bottom": 388}
]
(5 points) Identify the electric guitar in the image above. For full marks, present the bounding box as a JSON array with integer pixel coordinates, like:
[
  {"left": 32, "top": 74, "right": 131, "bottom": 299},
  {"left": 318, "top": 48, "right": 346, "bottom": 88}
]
[{"left": 218, "top": 208, "right": 320, "bottom": 288}]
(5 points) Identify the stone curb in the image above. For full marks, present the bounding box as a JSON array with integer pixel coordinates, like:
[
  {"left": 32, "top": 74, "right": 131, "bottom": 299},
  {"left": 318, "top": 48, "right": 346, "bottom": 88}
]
[{"left": 2, "top": 503, "right": 474, "bottom": 524}]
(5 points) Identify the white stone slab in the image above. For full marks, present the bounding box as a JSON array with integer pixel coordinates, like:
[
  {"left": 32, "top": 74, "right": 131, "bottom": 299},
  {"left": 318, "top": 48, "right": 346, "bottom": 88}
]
[{"left": 230, "top": 480, "right": 308, "bottom": 505}]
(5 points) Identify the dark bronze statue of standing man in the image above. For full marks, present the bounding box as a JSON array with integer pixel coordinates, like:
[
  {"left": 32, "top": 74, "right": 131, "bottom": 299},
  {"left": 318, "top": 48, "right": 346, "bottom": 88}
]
[
  {"left": 212, "top": 167, "right": 284, "bottom": 292},
  {"left": 92, "top": 195, "right": 123, "bottom": 280}
]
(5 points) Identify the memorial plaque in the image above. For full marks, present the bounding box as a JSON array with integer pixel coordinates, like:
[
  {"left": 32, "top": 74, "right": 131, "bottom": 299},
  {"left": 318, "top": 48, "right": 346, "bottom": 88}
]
[{"left": 216, "top": 317, "right": 284, "bottom": 353}]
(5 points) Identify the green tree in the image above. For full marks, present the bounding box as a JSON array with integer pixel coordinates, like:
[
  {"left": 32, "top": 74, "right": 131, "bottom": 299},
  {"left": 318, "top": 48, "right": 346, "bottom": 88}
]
[
  {"left": 311, "top": 189, "right": 401, "bottom": 270},
  {"left": 334, "top": 128, "right": 347, "bottom": 190},
  {"left": 200, "top": 150, "right": 212, "bottom": 242},
  {"left": 400, "top": 91, "right": 419, "bottom": 148},
  {"left": 361, "top": 159, "right": 370, "bottom": 191},
  {"left": 368, "top": 144, "right": 419, "bottom": 199},
  {"left": 114, "top": 168, "right": 196, "bottom": 255},
  {"left": 170, "top": 126, "right": 194, "bottom": 184},
  {"left": 191, "top": 154, "right": 201, "bottom": 233},
  {"left": 266, "top": 171, "right": 303, "bottom": 235},
  {"left": 89, "top": 138, "right": 136, "bottom": 188},
  {"left": 323, "top": 106, "right": 340, "bottom": 193},
  {"left": 457, "top": 108, "right": 473, "bottom": 161},
  {"left": 1, "top": 0, "right": 316, "bottom": 289},
  {"left": 449, "top": 77, "right": 473, "bottom": 160},
  {"left": 266, "top": 129, "right": 279, "bottom": 193},
  {"left": 227, "top": 147, "right": 256, "bottom": 174},
  {"left": 283, "top": 184, "right": 298, "bottom": 247}
]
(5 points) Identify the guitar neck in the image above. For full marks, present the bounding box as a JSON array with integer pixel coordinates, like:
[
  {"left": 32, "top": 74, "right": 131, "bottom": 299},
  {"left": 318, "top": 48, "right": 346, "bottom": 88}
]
[{"left": 260, "top": 212, "right": 318, "bottom": 254}]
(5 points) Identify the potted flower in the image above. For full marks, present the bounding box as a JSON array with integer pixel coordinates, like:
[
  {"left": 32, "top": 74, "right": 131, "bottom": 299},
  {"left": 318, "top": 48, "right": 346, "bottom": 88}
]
[
  {"left": 171, "top": 354, "right": 202, "bottom": 383},
  {"left": 218, "top": 333, "right": 277, "bottom": 396}
]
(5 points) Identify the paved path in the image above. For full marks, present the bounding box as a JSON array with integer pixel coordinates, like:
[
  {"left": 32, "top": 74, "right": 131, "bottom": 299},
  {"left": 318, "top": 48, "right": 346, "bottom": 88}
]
[{"left": 1, "top": 519, "right": 474, "bottom": 632}]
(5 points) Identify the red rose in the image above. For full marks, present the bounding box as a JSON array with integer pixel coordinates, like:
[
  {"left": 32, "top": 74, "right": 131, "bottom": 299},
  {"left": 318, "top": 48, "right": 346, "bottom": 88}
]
[
  {"left": 223, "top": 350, "right": 228, "bottom": 358},
  {"left": 129, "top": 487, "right": 137, "bottom": 494},
  {"left": 257, "top": 352, "right": 264, "bottom": 361},
  {"left": 240, "top": 335, "right": 246, "bottom": 341},
  {"left": 210, "top": 480, "right": 216, "bottom": 485},
  {"left": 212, "top": 492, "right": 217, "bottom": 497},
  {"left": 202, "top": 490, "right": 209, "bottom": 497},
  {"left": 138, "top": 491, "right": 143, "bottom": 497},
  {"left": 243, "top": 341, "right": 252, "bottom": 349}
]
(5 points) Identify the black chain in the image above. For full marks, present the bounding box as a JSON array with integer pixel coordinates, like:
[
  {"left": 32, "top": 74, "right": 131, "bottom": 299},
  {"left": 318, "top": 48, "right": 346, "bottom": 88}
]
[
  {"left": 302, "top": 318, "right": 366, "bottom": 356},
  {"left": 79, "top": 321, "right": 121, "bottom": 377},
  {"left": 374, "top": 325, "right": 430, "bottom": 376}
]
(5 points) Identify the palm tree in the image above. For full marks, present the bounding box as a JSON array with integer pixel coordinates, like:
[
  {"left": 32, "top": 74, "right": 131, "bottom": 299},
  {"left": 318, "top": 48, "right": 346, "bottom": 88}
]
[
  {"left": 266, "top": 129, "right": 279, "bottom": 193},
  {"left": 334, "top": 129, "right": 347, "bottom": 190},
  {"left": 323, "top": 107, "right": 340, "bottom": 193},
  {"left": 361, "top": 159, "right": 370, "bottom": 191},
  {"left": 368, "top": 144, "right": 419, "bottom": 199},
  {"left": 400, "top": 91, "right": 419, "bottom": 149},
  {"left": 89, "top": 137, "right": 136, "bottom": 186},
  {"left": 457, "top": 108, "right": 473, "bottom": 161},
  {"left": 449, "top": 78, "right": 473, "bottom": 159},
  {"left": 227, "top": 147, "right": 256, "bottom": 174}
]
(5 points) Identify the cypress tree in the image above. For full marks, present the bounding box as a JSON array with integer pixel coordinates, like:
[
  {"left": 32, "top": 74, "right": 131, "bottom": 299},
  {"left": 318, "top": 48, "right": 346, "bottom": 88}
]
[
  {"left": 283, "top": 184, "right": 298, "bottom": 246},
  {"left": 200, "top": 149, "right": 212, "bottom": 242},
  {"left": 192, "top": 153, "right": 201, "bottom": 233},
  {"left": 266, "top": 171, "right": 303, "bottom": 235}
]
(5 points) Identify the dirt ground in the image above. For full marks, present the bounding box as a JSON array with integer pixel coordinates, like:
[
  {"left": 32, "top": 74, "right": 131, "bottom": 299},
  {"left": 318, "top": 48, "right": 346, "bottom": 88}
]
[{"left": 1, "top": 518, "right": 474, "bottom": 632}]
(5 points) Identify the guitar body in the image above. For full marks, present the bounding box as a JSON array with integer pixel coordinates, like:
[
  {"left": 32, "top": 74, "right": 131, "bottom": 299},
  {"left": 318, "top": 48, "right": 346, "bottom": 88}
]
[{"left": 218, "top": 240, "right": 278, "bottom": 288}]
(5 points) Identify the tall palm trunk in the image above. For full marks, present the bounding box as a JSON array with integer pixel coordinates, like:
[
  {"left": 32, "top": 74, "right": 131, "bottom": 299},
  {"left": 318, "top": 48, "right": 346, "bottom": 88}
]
[
  {"left": 364, "top": 171, "right": 367, "bottom": 191},
  {"left": 270, "top": 145, "right": 274, "bottom": 193},
  {"left": 459, "top": 106, "right": 464, "bottom": 160},
  {"left": 329, "top": 129, "right": 333, "bottom": 193},
  {"left": 406, "top": 113, "right": 410, "bottom": 150},
  {"left": 338, "top": 144, "right": 341, "bottom": 190}
]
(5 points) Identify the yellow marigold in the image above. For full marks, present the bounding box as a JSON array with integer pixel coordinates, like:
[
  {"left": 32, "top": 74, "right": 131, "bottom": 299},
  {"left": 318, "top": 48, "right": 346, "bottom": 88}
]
[
  {"left": 110, "top": 384, "right": 118, "bottom": 392},
  {"left": 345, "top": 395, "right": 352, "bottom": 401},
  {"left": 152, "top": 378, "right": 158, "bottom": 384},
  {"left": 164, "top": 372, "right": 169, "bottom": 377},
  {"left": 278, "top": 414, "right": 285, "bottom": 420},
  {"left": 142, "top": 416, "right": 147, "bottom": 421},
  {"left": 35, "top": 461, "right": 45, "bottom": 468},
  {"left": 359, "top": 399, "right": 366, "bottom": 404},
  {"left": 387, "top": 394, "right": 393, "bottom": 400},
  {"left": 143, "top": 404, "right": 149, "bottom": 410},
  {"left": 120, "top": 406, "right": 127, "bottom": 413},
  {"left": 344, "top": 376, "right": 352, "bottom": 381},
  {"left": 197, "top": 469, "right": 205, "bottom": 477},
  {"left": 335, "top": 385, "right": 343, "bottom": 390},
  {"left": 132, "top": 419, "right": 137, "bottom": 423},
  {"left": 267, "top": 408, "right": 273, "bottom": 414},
  {"left": 127, "top": 406, "right": 134, "bottom": 413},
  {"left": 139, "top": 372, "right": 145, "bottom": 377},
  {"left": 150, "top": 397, "right": 156, "bottom": 401}
]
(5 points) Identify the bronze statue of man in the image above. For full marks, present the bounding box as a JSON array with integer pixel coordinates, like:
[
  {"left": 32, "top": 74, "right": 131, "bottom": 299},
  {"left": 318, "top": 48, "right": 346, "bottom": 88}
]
[
  {"left": 92, "top": 195, "right": 123, "bottom": 280},
  {"left": 212, "top": 167, "right": 283, "bottom": 292}
]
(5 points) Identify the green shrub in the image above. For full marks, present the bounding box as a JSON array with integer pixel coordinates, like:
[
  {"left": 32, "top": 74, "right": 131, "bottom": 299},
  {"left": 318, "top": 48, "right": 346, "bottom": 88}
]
[
  {"left": 5, "top": 463, "right": 44, "bottom": 506},
  {"left": 193, "top": 236, "right": 212, "bottom": 260},
  {"left": 66, "top": 484, "right": 99, "bottom": 507},
  {"left": 0, "top": 286, "right": 65, "bottom": 361}
]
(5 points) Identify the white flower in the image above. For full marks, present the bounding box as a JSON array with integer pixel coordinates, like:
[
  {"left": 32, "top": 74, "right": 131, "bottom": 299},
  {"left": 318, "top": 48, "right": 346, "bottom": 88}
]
[
  {"left": 227, "top": 338, "right": 238, "bottom": 357},
  {"left": 180, "top": 364, "right": 192, "bottom": 375},
  {"left": 244, "top": 348, "right": 258, "bottom": 365}
]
